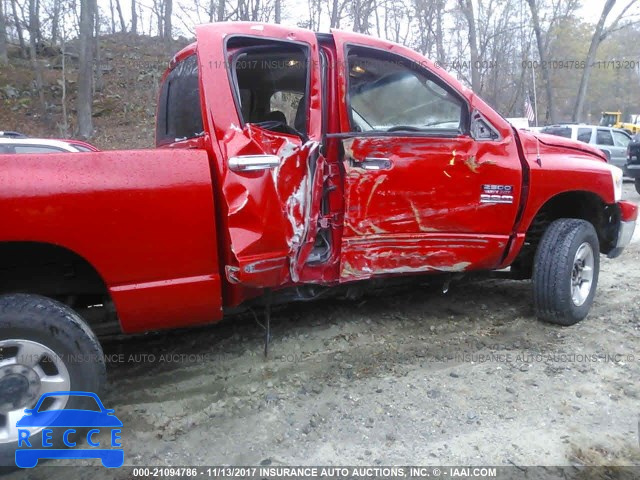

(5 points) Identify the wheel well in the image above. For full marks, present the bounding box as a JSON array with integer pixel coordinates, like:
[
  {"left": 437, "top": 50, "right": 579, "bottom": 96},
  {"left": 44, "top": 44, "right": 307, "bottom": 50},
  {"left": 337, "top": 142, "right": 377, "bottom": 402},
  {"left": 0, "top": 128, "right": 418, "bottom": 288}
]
[
  {"left": 511, "top": 191, "right": 617, "bottom": 278},
  {"left": 0, "top": 242, "right": 119, "bottom": 335}
]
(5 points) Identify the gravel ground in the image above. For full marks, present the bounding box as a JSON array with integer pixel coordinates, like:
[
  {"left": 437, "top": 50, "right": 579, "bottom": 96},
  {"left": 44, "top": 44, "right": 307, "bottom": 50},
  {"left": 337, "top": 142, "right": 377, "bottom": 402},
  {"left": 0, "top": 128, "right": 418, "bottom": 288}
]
[{"left": 6, "top": 184, "right": 640, "bottom": 480}]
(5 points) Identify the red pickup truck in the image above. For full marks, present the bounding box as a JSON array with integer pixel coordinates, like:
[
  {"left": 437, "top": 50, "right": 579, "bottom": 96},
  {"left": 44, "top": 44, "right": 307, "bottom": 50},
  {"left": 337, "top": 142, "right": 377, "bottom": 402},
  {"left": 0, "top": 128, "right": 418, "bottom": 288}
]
[{"left": 0, "top": 22, "right": 637, "bottom": 461}]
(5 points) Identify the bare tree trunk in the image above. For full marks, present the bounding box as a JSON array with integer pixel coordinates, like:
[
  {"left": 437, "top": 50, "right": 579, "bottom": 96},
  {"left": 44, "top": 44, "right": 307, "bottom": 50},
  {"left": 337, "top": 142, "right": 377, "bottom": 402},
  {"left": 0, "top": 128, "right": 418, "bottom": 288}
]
[
  {"left": 77, "top": 0, "right": 95, "bottom": 139},
  {"left": 572, "top": 0, "right": 617, "bottom": 122},
  {"left": 435, "top": 0, "right": 445, "bottom": 65},
  {"left": 274, "top": 0, "right": 280, "bottom": 23},
  {"left": 217, "top": 0, "right": 224, "bottom": 20},
  {"left": 330, "top": 0, "right": 339, "bottom": 27},
  {"left": 94, "top": 5, "right": 103, "bottom": 92},
  {"left": 51, "top": 0, "right": 60, "bottom": 44},
  {"left": 109, "top": 0, "right": 116, "bottom": 34},
  {"left": 10, "top": 0, "right": 26, "bottom": 57},
  {"left": 155, "top": 0, "right": 163, "bottom": 37},
  {"left": 60, "top": 31, "right": 69, "bottom": 137},
  {"left": 526, "top": 0, "right": 555, "bottom": 124},
  {"left": 114, "top": 0, "right": 126, "bottom": 32},
  {"left": 163, "top": 0, "right": 172, "bottom": 39},
  {"left": 458, "top": 0, "right": 480, "bottom": 92},
  {"left": 352, "top": 0, "right": 373, "bottom": 33},
  {"left": 0, "top": 0, "right": 8, "bottom": 64},
  {"left": 28, "top": 0, "right": 45, "bottom": 112},
  {"left": 131, "top": 0, "right": 137, "bottom": 34},
  {"left": 251, "top": 0, "right": 260, "bottom": 21}
]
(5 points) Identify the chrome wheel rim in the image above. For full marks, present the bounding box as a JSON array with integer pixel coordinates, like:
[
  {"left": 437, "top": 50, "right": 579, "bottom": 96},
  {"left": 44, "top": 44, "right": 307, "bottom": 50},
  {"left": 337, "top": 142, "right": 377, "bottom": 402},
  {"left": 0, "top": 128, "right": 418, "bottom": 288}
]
[
  {"left": 571, "top": 242, "right": 594, "bottom": 307},
  {"left": 0, "top": 340, "right": 70, "bottom": 444}
]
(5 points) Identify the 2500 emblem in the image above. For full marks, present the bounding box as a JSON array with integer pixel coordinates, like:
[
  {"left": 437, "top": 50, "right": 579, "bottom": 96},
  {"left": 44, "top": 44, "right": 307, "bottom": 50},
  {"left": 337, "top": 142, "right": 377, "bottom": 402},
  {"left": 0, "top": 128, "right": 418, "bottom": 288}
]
[{"left": 481, "top": 184, "right": 514, "bottom": 204}]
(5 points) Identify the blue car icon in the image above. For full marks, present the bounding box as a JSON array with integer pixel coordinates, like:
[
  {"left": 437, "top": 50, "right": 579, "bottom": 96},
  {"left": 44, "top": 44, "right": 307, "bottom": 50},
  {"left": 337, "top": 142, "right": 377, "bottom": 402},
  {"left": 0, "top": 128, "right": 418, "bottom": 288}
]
[{"left": 15, "top": 391, "right": 123, "bottom": 468}]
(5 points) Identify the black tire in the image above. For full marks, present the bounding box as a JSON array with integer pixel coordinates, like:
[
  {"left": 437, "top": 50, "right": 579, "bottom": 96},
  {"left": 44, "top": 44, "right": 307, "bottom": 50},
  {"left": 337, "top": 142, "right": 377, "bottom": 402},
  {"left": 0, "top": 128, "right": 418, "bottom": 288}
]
[
  {"left": 635, "top": 178, "right": 640, "bottom": 195},
  {"left": 533, "top": 219, "right": 600, "bottom": 326},
  {"left": 0, "top": 294, "right": 106, "bottom": 469}
]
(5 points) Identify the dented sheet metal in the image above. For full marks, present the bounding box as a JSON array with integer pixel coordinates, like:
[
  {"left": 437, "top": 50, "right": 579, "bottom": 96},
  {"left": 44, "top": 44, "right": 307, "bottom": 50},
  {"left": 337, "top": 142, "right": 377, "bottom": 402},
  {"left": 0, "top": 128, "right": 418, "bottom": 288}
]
[
  {"left": 339, "top": 234, "right": 506, "bottom": 280},
  {"left": 194, "top": 23, "right": 325, "bottom": 294},
  {"left": 339, "top": 135, "right": 522, "bottom": 280},
  {"left": 220, "top": 124, "right": 322, "bottom": 286}
]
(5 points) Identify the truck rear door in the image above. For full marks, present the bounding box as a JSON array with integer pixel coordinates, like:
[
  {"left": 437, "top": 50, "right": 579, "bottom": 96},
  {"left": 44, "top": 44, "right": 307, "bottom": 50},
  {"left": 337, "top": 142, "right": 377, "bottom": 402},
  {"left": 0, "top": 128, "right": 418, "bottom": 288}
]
[{"left": 195, "top": 23, "right": 325, "bottom": 288}]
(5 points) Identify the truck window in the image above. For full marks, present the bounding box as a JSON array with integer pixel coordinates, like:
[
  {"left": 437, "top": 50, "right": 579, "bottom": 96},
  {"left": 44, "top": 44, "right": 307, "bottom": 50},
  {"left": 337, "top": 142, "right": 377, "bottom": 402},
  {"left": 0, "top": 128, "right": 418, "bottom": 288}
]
[
  {"left": 577, "top": 128, "right": 592, "bottom": 143},
  {"left": 228, "top": 38, "right": 309, "bottom": 137},
  {"left": 346, "top": 47, "right": 465, "bottom": 134},
  {"left": 156, "top": 54, "right": 204, "bottom": 145},
  {"left": 596, "top": 129, "right": 614, "bottom": 146}
]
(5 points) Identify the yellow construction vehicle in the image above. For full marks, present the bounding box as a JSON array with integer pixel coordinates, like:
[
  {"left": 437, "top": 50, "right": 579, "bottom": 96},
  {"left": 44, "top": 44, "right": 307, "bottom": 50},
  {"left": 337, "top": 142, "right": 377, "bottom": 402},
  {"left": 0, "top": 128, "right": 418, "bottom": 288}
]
[{"left": 599, "top": 111, "right": 640, "bottom": 134}]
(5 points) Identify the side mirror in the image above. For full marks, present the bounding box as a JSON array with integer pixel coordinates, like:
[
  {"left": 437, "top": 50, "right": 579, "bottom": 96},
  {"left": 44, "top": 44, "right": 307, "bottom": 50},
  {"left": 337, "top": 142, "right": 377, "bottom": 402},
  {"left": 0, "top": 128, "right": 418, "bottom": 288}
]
[{"left": 470, "top": 110, "right": 500, "bottom": 141}]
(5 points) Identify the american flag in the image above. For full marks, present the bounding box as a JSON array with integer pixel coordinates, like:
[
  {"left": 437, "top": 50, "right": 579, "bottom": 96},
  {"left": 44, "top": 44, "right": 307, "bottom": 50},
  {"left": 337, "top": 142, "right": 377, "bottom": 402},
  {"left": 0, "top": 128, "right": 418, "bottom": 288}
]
[{"left": 524, "top": 95, "right": 535, "bottom": 123}]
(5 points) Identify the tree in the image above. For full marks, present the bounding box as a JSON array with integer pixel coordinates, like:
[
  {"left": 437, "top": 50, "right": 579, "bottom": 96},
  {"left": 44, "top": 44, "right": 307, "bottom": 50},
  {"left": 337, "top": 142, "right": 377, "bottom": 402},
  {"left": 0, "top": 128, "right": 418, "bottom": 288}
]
[
  {"left": 94, "top": 1, "right": 103, "bottom": 92},
  {"left": 50, "top": 0, "right": 61, "bottom": 44},
  {"left": 526, "top": 0, "right": 556, "bottom": 123},
  {"left": 573, "top": 0, "right": 639, "bottom": 121},
  {"left": 10, "top": 0, "right": 26, "bottom": 57},
  {"left": 351, "top": 0, "right": 375, "bottom": 33},
  {"left": 77, "top": 0, "right": 95, "bottom": 139},
  {"left": 0, "top": 0, "right": 8, "bottom": 64},
  {"left": 109, "top": 0, "right": 116, "bottom": 33},
  {"left": 28, "top": 0, "right": 46, "bottom": 112},
  {"left": 164, "top": 0, "right": 172, "bottom": 39},
  {"left": 458, "top": 0, "right": 481, "bottom": 92},
  {"left": 59, "top": 22, "right": 70, "bottom": 137},
  {"left": 131, "top": 0, "right": 137, "bottom": 33},
  {"left": 114, "top": 0, "right": 126, "bottom": 31}
]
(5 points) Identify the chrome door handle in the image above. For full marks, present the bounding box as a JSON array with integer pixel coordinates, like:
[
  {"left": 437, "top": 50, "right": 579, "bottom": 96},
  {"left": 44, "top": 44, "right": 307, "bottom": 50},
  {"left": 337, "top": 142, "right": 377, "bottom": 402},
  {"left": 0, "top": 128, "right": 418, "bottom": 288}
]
[
  {"left": 352, "top": 157, "right": 392, "bottom": 170},
  {"left": 229, "top": 154, "right": 280, "bottom": 172}
]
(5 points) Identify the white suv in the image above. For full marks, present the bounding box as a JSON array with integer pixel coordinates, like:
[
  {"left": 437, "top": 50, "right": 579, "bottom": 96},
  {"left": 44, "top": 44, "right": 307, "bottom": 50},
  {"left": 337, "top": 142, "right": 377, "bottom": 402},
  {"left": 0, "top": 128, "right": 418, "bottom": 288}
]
[
  {"left": 0, "top": 137, "right": 84, "bottom": 154},
  {"left": 539, "top": 124, "right": 631, "bottom": 169}
]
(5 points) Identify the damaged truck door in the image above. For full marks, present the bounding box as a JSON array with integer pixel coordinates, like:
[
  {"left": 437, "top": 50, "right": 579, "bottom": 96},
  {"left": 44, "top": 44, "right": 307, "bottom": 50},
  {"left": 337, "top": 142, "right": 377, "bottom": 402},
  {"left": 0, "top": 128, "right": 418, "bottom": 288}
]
[
  {"left": 332, "top": 34, "right": 523, "bottom": 279},
  {"left": 196, "top": 24, "right": 325, "bottom": 287}
]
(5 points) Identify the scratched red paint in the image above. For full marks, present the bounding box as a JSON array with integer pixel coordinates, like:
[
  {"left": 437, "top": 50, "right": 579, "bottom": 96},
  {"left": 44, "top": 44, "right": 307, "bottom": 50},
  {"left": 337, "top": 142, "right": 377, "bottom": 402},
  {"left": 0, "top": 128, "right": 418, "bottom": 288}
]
[{"left": 0, "top": 23, "right": 636, "bottom": 334}]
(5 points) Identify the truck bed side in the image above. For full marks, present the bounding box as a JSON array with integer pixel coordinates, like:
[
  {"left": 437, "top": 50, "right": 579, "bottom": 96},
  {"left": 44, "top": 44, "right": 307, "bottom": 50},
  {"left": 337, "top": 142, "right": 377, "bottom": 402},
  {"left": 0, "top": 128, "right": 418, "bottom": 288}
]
[{"left": 0, "top": 149, "right": 223, "bottom": 333}]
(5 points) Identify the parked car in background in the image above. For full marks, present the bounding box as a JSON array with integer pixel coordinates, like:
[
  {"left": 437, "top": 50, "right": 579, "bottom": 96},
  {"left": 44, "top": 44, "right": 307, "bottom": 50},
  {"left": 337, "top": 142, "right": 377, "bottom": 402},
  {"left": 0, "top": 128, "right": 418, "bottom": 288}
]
[
  {"left": 0, "top": 136, "right": 99, "bottom": 154},
  {"left": 539, "top": 124, "right": 631, "bottom": 169},
  {"left": 63, "top": 139, "right": 100, "bottom": 152},
  {"left": 626, "top": 134, "right": 640, "bottom": 194},
  {"left": 0, "top": 131, "right": 28, "bottom": 139}
]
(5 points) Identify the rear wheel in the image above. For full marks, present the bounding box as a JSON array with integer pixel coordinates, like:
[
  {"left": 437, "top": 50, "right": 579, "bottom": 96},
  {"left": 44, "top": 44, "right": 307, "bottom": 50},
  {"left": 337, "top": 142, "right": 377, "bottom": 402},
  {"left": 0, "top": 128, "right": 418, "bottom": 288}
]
[
  {"left": 0, "top": 294, "right": 105, "bottom": 468},
  {"left": 533, "top": 219, "right": 600, "bottom": 326}
]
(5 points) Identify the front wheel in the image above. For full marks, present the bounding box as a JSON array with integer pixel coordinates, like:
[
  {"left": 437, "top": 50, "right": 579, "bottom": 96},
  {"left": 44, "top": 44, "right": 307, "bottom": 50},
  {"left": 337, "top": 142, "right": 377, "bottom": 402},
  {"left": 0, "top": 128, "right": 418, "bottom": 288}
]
[
  {"left": 533, "top": 219, "right": 600, "bottom": 326},
  {"left": 0, "top": 294, "right": 106, "bottom": 468}
]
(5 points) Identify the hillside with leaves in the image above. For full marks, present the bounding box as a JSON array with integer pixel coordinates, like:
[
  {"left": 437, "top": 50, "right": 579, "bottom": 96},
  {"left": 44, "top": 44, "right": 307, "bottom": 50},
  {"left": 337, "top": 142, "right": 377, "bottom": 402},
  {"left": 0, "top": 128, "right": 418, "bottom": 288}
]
[{"left": 0, "top": 33, "right": 189, "bottom": 149}]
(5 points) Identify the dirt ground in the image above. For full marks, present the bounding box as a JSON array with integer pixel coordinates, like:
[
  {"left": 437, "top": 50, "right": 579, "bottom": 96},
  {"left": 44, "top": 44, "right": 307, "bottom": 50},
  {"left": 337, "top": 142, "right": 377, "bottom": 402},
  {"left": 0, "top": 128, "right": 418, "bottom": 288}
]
[{"left": 7, "top": 184, "right": 640, "bottom": 479}]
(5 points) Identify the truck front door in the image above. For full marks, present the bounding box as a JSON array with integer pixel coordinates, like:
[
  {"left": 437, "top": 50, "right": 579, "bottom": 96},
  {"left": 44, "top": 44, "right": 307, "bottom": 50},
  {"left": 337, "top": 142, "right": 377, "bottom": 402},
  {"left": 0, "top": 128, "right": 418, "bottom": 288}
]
[
  {"left": 196, "top": 24, "right": 325, "bottom": 289},
  {"left": 331, "top": 33, "right": 523, "bottom": 280}
]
